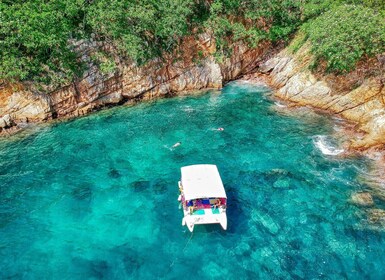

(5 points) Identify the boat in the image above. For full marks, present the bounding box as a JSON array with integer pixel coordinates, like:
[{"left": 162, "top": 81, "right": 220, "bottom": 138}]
[{"left": 178, "top": 164, "right": 227, "bottom": 232}]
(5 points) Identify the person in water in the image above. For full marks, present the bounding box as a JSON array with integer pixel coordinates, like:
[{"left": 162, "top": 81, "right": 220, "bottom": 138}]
[{"left": 172, "top": 142, "right": 181, "bottom": 148}]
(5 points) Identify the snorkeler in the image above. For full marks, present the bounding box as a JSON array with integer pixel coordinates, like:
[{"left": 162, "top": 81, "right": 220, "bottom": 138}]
[{"left": 172, "top": 142, "right": 181, "bottom": 148}]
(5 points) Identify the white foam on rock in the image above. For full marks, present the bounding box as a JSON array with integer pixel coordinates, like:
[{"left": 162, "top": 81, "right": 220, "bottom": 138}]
[
  {"left": 274, "top": 101, "right": 287, "bottom": 108},
  {"left": 313, "top": 135, "right": 344, "bottom": 156}
]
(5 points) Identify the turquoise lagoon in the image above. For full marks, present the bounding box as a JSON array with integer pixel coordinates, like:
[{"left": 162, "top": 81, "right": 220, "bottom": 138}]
[{"left": 0, "top": 82, "right": 384, "bottom": 279}]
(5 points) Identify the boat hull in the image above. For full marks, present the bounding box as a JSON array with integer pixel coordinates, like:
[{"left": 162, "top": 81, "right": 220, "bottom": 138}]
[{"left": 182, "top": 209, "right": 227, "bottom": 232}]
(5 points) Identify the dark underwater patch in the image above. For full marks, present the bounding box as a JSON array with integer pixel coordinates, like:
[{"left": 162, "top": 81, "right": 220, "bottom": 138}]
[
  {"left": 108, "top": 168, "right": 121, "bottom": 179},
  {"left": 131, "top": 180, "right": 150, "bottom": 192},
  {"left": 151, "top": 179, "right": 168, "bottom": 195}
]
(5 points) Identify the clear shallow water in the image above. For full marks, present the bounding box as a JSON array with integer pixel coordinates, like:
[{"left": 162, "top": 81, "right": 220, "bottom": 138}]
[{"left": 0, "top": 82, "right": 384, "bottom": 279}]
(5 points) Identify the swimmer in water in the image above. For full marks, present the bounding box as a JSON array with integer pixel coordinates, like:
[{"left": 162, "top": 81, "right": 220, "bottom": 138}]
[{"left": 172, "top": 142, "right": 181, "bottom": 148}]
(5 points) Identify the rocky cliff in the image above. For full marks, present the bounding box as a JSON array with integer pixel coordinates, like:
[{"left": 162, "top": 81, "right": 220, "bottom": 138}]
[
  {"left": 2, "top": 33, "right": 384, "bottom": 155},
  {"left": 0, "top": 34, "right": 272, "bottom": 133},
  {"left": 258, "top": 44, "right": 385, "bottom": 152}
]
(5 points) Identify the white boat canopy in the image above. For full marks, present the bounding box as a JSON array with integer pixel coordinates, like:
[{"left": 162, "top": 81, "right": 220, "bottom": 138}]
[{"left": 181, "top": 164, "right": 227, "bottom": 201}]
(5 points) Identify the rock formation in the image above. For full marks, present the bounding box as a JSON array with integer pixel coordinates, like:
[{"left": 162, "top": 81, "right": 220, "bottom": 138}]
[
  {"left": 351, "top": 192, "right": 374, "bottom": 206},
  {"left": 1, "top": 33, "right": 384, "bottom": 155},
  {"left": 258, "top": 44, "right": 385, "bottom": 151},
  {"left": 0, "top": 34, "right": 272, "bottom": 133}
]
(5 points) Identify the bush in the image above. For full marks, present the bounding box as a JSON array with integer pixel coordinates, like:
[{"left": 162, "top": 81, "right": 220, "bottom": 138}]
[
  {"left": 206, "top": 0, "right": 302, "bottom": 56},
  {"left": 302, "top": 4, "right": 385, "bottom": 73},
  {"left": 1, "top": 0, "right": 384, "bottom": 85},
  {"left": 0, "top": 0, "right": 82, "bottom": 85},
  {"left": 0, "top": 0, "right": 195, "bottom": 85}
]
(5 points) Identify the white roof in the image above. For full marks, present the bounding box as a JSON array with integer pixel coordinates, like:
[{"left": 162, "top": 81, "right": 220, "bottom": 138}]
[{"left": 181, "top": 164, "right": 227, "bottom": 200}]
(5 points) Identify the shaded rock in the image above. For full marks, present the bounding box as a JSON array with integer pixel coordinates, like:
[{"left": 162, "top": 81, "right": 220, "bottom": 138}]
[
  {"left": 1, "top": 114, "right": 12, "bottom": 127},
  {"left": 0, "top": 115, "right": 10, "bottom": 128},
  {"left": 259, "top": 57, "right": 280, "bottom": 73},
  {"left": 351, "top": 192, "right": 374, "bottom": 206}
]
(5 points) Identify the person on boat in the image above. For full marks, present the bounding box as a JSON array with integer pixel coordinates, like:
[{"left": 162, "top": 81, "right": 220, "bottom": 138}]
[
  {"left": 213, "top": 198, "right": 221, "bottom": 209},
  {"left": 178, "top": 184, "right": 183, "bottom": 201},
  {"left": 217, "top": 127, "right": 224, "bottom": 131},
  {"left": 189, "top": 202, "right": 197, "bottom": 214}
]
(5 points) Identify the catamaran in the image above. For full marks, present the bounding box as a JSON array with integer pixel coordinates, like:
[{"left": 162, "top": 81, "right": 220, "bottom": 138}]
[{"left": 178, "top": 164, "right": 227, "bottom": 232}]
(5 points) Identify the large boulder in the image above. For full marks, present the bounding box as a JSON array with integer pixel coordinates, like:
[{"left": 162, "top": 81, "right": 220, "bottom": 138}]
[{"left": 4, "top": 90, "right": 51, "bottom": 122}]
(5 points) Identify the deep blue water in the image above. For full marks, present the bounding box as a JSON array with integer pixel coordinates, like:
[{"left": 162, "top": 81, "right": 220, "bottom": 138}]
[{"left": 0, "top": 82, "right": 384, "bottom": 279}]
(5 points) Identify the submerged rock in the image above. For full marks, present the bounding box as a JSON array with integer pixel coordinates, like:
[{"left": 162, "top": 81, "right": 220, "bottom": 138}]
[
  {"left": 202, "top": 261, "right": 229, "bottom": 278},
  {"left": 131, "top": 180, "right": 150, "bottom": 192},
  {"left": 351, "top": 192, "right": 374, "bottom": 206},
  {"left": 151, "top": 179, "right": 168, "bottom": 195},
  {"left": 108, "top": 168, "right": 121, "bottom": 179},
  {"left": 233, "top": 241, "right": 251, "bottom": 257},
  {"left": 273, "top": 178, "right": 290, "bottom": 189},
  {"left": 367, "top": 209, "right": 385, "bottom": 225},
  {"left": 251, "top": 209, "right": 280, "bottom": 235}
]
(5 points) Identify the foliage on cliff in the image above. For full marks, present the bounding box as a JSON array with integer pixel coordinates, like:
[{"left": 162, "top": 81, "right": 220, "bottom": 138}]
[
  {"left": 205, "top": 0, "right": 302, "bottom": 60},
  {"left": 0, "top": 0, "right": 384, "bottom": 85},
  {"left": 300, "top": 4, "right": 385, "bottom": 73},
  {"left": 0, "top": 0, "right": 82, "bottom": 85},
  {"left": 0, "top": 0, "right": 195, "bottom": 85}
]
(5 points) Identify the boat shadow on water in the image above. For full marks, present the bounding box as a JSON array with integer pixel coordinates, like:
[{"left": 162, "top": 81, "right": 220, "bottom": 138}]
[{"left": 221, "top": 183, "right": 247, "bottom": 234}]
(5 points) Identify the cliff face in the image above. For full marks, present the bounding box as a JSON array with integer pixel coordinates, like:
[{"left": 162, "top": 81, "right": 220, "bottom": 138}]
[
  {"left": 259, "top": 44, "right": 385, "bottom": 151},
  {"left": 0, "top": 34, "right": 271, "bottom": 132},
  {"left": 3, "top": 33, "right": 384, "bottom": 153}
]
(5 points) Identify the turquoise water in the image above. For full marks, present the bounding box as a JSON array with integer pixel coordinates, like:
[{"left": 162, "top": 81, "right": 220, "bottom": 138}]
[{"left": 1, "top": 82, "right": 384, "bottom": 279}]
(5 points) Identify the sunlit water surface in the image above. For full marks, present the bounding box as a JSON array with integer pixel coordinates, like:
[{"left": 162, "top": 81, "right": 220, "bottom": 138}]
[{"left": 1, "top": 82, "right": 384, "bottom": 279}]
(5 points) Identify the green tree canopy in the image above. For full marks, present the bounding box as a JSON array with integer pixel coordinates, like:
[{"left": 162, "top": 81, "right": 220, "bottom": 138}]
[
  {"left": 0, "top": 0, "right": 384, "bottom": 86},
  {"left": 302, "top": 4, "right": 385, "bottom": 72}
]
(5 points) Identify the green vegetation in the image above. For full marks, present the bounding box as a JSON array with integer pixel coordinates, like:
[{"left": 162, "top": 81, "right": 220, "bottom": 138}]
[
  {"left": 0, "top": 0, "right": 384, "bottom": 86},
  {"left": 300, "top": 4, "right": 385, "bottom": 73},
  {"left": 0, "top": 0, "right": 82, "bottom": 85},
  {"left": 206, "top": 0, "right": 302, "bottom": 60},
  {"left": 0, "top": 0, "right": 195, "bottom": 85}
]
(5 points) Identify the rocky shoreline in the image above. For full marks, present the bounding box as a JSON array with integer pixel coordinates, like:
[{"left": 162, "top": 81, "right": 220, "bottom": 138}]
[
  {"left": 1, "top": 38, "right": 384, "bottom": 154},
  {"left": 258, "top": 45, "right": 384, "bottom": 152},
  {"left": 244, "top": 46, "right": 385, "bottom": 226},
  {"left": 2, "top": 38, "right": 385, "bottom": 226},
  {"left": 244, "top": 43, "right": 385, "bottom": 190},
  {"left": 0, "top": 35, "right": 275, "bottom": 135}
]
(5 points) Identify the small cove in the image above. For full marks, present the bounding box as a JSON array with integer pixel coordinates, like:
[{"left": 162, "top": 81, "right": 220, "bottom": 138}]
[{"left": 0, "top": 82, "right": 384, "bottom": 278}]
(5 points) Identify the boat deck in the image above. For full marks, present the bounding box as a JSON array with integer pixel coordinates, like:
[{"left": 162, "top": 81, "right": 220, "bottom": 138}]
[
  {"left": 191, "top": 208, "right": 220, "bottom": 215},
  {"left": 184, "top": 208, "right": 225, "bottom": 225}
]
